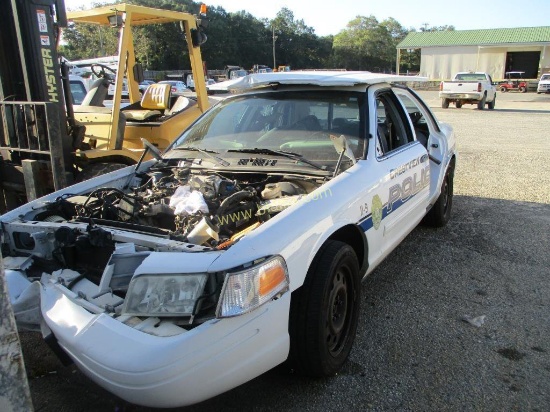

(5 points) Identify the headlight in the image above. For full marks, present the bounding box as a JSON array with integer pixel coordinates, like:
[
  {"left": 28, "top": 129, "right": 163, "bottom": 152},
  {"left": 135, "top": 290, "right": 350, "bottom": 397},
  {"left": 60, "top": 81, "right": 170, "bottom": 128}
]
[
  {"left": 122, "top": 274, "right": 208, "bottom": 317},
  {"left": 217, "top": 255, "right": 289, "bottom": 318}
]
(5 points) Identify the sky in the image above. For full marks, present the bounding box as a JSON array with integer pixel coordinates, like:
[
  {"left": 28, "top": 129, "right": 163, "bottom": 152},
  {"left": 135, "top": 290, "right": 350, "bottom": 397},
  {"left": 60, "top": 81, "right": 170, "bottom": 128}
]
[{"left": 64, "top": 0, "right": 550, "bottom": 37}]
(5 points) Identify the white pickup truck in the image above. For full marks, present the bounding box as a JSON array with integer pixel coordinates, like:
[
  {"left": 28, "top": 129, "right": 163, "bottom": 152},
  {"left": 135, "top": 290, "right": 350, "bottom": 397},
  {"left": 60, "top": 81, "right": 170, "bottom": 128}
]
[{"left": 439, "top": 72, "right": 497, "bottom": 110}]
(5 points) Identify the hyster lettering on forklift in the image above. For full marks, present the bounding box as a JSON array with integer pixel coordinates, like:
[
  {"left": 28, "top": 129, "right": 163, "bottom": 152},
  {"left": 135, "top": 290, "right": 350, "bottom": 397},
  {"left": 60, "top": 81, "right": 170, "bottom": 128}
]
[{"left": 0, "top": 1, "right": 210, "bottom": 212}]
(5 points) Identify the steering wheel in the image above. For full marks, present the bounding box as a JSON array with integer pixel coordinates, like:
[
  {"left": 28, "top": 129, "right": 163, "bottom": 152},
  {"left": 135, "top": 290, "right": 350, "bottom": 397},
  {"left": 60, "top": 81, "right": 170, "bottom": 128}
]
[{"left": 90, "top": 63, "right": 117, "bottom": 83}]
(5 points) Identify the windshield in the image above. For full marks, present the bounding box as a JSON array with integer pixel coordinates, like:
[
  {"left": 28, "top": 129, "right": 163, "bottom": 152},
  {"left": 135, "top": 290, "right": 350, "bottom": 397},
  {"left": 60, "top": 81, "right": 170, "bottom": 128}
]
[{"left": 168, "top": 90, "right": 365, "bottom": 170}]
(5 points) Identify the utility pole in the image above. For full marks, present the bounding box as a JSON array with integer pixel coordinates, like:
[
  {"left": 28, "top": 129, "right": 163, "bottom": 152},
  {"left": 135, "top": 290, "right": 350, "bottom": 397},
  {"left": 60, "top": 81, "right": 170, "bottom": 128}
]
[{"left": 272, "top": 25, "right": 277, "bottom": 70}]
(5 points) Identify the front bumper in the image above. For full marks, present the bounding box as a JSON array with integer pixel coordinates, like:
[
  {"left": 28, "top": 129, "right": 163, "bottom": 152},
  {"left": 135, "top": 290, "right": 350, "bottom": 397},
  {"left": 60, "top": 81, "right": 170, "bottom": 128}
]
[{"left": 40, "top": 280, "right": 290, "bottom": 408}]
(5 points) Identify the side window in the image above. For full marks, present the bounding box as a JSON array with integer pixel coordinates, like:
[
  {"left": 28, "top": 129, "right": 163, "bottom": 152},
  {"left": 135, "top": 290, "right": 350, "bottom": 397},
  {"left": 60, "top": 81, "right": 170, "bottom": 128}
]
[
  {"left": 394, "top": 88, "right": 440, "bottom": 149},
  {"left": 375, "top": 91, "right": 413, "bottom": 157}
]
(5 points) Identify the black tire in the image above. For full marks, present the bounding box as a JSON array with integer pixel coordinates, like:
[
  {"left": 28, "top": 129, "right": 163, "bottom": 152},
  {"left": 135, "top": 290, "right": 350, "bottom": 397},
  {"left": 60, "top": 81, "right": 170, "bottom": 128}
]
[
  {"left": 455, "top": 101, "right": 462, "bottom": 109},
  {"left": 488, "top": 95, "right": 496, "bottom": 110},
  {"left": 424, "top": 160, "right": 454, "bottom": 227},
  {"left": 500, "top": 86, "right": 507, "bottom": 93},
  {"left": 76, "top": 162, "right": 128, "bottom": 182},
  {"left": 289, "top": 240, "right": 361, "bottom": 377},
  {"left": 441, "top": 98, "right": 449, "bottom": 109},
  {"left": 477, "top": 94, "right": 486, "bottom": 110},
  {"left": 518, "top": 86, "right": 527, "bottom": 93}
]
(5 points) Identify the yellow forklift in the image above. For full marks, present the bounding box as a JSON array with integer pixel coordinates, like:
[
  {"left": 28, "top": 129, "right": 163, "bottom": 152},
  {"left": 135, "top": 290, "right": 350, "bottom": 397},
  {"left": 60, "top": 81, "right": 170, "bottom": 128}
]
[
  {"left": 0, "top": 1, "right": 210, "bottom": 210},
  {"left": 67, "top": 3, "right": 211, "bottom": 177}
]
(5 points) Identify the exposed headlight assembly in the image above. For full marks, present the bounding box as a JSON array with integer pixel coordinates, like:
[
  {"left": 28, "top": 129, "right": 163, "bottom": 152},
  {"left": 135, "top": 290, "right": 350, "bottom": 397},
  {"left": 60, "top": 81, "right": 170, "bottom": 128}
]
[
  {"left": 122, "top": 273, "right": 208, "bottom": 317},
  {"left": 217, "top": 255, "right": 289, "bottom": 317}
]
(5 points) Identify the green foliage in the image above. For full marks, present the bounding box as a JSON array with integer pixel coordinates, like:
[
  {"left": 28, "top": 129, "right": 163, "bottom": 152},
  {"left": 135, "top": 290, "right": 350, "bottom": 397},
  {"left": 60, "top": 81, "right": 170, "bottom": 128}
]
[
  {"left": 332, "top": 15, "right": 408, "bottom": 72},
  {"left": 62, "top": 0, "right": 451, "bottom": 74}
]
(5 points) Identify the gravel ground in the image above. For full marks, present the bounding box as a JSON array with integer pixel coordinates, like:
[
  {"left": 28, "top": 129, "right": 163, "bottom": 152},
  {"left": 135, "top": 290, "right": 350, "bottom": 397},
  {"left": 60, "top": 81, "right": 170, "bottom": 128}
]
[{"left": 19, "top": 91, "right": 550, "bottom": 412}]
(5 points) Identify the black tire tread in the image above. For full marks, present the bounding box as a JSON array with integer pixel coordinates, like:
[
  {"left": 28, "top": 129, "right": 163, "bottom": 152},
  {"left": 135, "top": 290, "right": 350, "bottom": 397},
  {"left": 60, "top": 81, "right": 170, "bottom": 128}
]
[
  {"left": 424, "top": 160, "right": 455, "bottom": 227},
  {"left": 289, "top": 240, "right": 360, "bottom": 377}
]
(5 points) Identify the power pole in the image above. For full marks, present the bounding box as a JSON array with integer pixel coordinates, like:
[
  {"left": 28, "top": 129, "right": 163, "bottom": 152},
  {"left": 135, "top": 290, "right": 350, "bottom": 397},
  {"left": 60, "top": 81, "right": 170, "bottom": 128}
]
[{"left": 272, "top": 25, "right": 277, "bottom": 70}]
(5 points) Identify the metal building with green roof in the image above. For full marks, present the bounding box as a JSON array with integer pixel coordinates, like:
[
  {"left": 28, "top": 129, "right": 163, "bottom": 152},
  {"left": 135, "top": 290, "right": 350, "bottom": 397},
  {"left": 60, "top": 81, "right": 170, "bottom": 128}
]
[{"left": 396, "top": 27, "right": 550, "bottom": 80}]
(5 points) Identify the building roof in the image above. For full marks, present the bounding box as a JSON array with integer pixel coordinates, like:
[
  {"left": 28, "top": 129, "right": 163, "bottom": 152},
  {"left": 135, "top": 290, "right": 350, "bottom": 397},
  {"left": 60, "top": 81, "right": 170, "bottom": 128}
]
[{"left": 397, "top": 27, "right": 550, "bottom": 48}]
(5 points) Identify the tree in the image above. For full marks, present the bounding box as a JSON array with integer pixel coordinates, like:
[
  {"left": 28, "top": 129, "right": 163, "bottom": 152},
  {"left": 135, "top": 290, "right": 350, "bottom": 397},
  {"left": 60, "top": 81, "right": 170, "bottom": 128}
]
[
  {"left": 270, "top": 8, "right": 329, "bottom": 69},
  {"left": 332, "top": 15, "right": 396, "bottom": 72}
]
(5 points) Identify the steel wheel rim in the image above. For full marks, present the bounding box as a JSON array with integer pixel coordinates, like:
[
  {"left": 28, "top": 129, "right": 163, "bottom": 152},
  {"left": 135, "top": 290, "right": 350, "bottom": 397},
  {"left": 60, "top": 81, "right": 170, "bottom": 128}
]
[{"left": 326, "top": 266, "right": 351, "bottom": 356}]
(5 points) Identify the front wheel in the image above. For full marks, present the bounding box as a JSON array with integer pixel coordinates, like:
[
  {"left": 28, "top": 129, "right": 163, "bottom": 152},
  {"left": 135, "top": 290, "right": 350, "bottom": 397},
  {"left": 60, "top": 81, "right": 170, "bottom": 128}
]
[
  {"left": 500, "top": 86, "right": 507, "bottom": 93},
  {"left": 289, "top": 240, "right": 361, "bottom": 377}
]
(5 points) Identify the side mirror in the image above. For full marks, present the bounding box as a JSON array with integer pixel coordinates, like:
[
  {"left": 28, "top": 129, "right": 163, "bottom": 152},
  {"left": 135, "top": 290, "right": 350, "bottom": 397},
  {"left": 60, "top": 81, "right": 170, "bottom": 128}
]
[{"left": 133, "top": 63, "right": 144, "bottom": 84}]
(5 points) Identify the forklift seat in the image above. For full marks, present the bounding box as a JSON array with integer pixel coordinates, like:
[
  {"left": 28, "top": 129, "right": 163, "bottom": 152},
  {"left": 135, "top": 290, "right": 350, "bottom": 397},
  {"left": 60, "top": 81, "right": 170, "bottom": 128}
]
[
  {"left": 80, "top": 78, "right": 110, "bottom": 107},
  {"left": 124, "top": 83, "right": 172, "bottom": 121}
]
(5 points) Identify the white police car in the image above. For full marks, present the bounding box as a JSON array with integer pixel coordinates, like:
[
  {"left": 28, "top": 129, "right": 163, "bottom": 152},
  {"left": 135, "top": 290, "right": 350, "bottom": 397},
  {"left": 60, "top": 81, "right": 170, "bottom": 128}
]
[{"left": 2, "top": 71, "right": 456, "bottom": 408}]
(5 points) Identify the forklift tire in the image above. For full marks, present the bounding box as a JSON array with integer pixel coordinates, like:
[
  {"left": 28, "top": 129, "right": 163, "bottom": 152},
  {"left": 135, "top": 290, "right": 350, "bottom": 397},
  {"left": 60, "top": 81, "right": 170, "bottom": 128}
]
[{"left": 76, "top": 163, "right": 128, "bottom": 183}]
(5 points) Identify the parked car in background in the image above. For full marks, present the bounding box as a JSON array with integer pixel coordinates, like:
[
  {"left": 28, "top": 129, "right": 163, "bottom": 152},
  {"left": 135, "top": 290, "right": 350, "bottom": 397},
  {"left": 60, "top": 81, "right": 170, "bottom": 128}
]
[
  {"left": 439, "top": 71, "right": 497, "bottom": 110},
  {"left": 69, "top": 75, "right": 88, "bottom": 104},
  {"left": 537, "top": 73, "right": 550, "bottom": 94},
  {"left": 138, "top": 79, "right": 156, "bottom": 93},
  {"left": 3, "top": 71, "right": 456, "bottom": 408},
  {"left": 158, "top": 80, "right": 188, "bottom": 95}
]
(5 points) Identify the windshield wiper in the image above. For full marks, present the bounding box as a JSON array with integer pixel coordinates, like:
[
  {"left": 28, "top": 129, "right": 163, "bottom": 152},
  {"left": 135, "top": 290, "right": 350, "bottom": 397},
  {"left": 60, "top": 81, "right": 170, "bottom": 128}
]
[
  {"left": 173, "top": 146, "right": 230, "bottom": 167},
  {"left": 228, "top": 148, "right": 327, "bottom": 171}
]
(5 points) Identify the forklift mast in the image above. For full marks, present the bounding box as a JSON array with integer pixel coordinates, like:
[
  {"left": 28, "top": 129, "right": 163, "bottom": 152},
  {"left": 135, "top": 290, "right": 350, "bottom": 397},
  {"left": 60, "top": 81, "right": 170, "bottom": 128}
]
[{"left": 0, "top": 0, "right": 74, "bottom": 211}]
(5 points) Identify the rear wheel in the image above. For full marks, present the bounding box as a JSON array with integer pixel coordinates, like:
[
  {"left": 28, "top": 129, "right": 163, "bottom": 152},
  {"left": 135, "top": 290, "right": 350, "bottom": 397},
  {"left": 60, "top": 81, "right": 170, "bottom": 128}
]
[
  {"left": 441, "top": 98, "right": 449, "bottom": 109},
  {"left": 76, "top": 162, "right": 128, "bottom": 183},
  {"left": 289, "top": 240, "right": 361, "bottom": 377},
  {"left": 424, "top": 160, "right": 454, "bottom": 227},
  {"left": 518, "top": 86, "right": 527, "bottom": 93},
  {"left": 455, "top": 101, "right": 462, "bottom": 109},
  {"left": 488, "top": 95, "right": 496, "bottom": 110},
  {"left": 477, "top": 94, "right": 486, "bottom": 110}
]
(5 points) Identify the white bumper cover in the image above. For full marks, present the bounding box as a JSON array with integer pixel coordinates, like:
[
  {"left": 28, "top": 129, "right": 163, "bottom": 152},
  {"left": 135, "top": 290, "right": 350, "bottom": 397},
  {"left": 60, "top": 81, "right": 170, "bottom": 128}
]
[{"left": 40, "top": 281, "right": 290, "bottom": 408}]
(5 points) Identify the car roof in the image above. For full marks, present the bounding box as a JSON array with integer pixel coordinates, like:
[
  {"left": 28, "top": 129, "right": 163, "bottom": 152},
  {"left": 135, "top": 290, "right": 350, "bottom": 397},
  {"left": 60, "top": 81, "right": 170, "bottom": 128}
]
[{"left": 219, "top": 71, "right": 426, "bottom": 92}]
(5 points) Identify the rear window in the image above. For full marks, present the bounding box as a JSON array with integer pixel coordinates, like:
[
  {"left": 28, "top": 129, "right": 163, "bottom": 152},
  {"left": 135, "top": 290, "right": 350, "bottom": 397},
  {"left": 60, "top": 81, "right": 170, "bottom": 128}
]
[{"left": 455, "top": 73, "right": 487, "bottom": 81}]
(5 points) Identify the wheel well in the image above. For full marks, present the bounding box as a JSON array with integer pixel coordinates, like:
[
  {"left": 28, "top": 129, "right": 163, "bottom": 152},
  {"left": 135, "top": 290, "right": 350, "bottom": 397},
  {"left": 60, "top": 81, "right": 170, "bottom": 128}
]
[{"left": 327, "top": 224, "right": 368, "bottom": 275}]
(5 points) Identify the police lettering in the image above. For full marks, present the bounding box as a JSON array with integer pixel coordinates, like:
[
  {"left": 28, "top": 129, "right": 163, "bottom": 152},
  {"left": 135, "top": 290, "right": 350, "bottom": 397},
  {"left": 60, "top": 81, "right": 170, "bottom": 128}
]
[{"left": 387, "top": 166, "right": 430, "bottom": 212}]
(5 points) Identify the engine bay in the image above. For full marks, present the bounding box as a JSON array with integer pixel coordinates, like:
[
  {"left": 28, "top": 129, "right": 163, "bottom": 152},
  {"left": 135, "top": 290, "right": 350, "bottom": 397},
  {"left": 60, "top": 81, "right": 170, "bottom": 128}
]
[
  {"left": 24, "top": 163, "right": 324, "bottom": 246},
  {"left": 2, "top": 163, "right": 326, "bottom": 329}
]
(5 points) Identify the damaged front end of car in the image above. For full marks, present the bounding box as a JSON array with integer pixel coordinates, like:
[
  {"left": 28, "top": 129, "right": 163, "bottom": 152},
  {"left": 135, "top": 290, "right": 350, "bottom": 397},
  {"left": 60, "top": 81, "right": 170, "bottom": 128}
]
[{"left": 1, "top": 161, "right": 303, "bottom": 406}]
